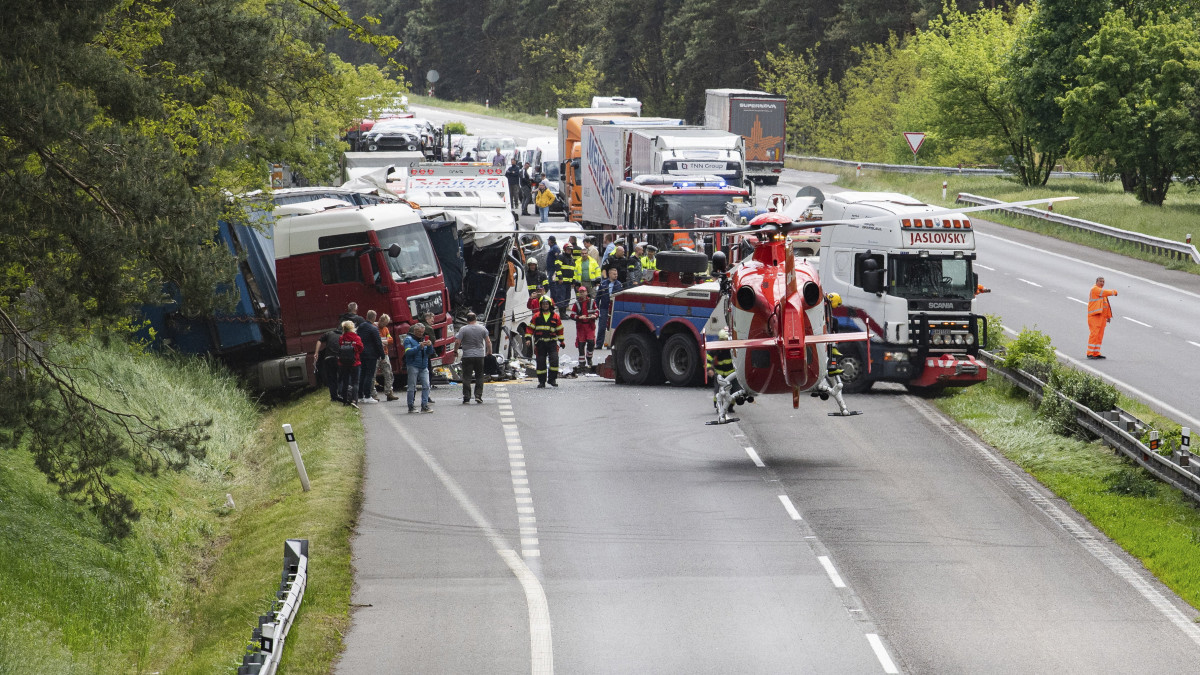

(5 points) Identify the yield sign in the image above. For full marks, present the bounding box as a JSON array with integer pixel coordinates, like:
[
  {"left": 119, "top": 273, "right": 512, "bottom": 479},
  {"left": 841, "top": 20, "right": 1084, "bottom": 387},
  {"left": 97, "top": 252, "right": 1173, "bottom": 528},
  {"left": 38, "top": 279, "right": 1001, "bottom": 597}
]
[{"left": 903, "top": 132, "right": 926, "bottom": 156}]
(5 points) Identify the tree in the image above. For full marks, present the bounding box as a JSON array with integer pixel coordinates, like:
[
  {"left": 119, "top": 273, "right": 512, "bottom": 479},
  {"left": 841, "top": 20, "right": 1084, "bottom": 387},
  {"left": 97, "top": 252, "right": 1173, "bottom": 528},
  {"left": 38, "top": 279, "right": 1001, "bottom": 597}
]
[
  {"left": 915, "top": 4, "right": 1056, "bottom": 185},
  {"left": 756, "top": 47, "right": 842, "bottom": 155},
  {"left": 503, "top": 33, "right": 605, "bottom": 112},
  {"left": 1061, "top": 10, "right": 1200, "bottom": 205},
  {"left": 0, "top": 0, "right": 401, "bottom": 537}
]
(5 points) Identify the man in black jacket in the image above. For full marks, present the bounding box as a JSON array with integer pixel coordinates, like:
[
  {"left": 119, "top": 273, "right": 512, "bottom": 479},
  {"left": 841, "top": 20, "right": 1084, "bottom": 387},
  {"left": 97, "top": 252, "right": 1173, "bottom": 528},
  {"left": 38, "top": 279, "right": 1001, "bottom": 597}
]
[
  {"left": 355, "top": 310, "right": 386, "bottom": 403},
  {"left": 505, "top": 158, "right": 523, "bottom": 210}
]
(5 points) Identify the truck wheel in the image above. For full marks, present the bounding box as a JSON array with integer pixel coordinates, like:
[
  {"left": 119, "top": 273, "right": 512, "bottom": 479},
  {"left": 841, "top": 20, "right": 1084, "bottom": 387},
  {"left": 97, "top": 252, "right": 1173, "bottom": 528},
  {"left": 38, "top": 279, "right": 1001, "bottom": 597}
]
[
  {"left": 838, "top": 349, "right": 873, "bottom": 393},
  {"left": 662, "top": 333, "right": 702, "bottom": 386},
  {"left": 763, "top": 176, "right": 780, "bottom": 186},
  {"left": 656, "top": 251, "right": 708, "bottom": 274},
  {"left": 614, "top": 332, "right": 663, "bottom": 385}
]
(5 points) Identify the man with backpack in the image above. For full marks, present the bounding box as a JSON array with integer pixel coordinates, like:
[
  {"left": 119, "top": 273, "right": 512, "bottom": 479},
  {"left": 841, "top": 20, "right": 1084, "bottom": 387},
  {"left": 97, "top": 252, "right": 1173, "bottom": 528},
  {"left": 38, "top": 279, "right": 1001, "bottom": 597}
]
[{"left": 313, "top": 324, "right": 343, "bottom": 402}]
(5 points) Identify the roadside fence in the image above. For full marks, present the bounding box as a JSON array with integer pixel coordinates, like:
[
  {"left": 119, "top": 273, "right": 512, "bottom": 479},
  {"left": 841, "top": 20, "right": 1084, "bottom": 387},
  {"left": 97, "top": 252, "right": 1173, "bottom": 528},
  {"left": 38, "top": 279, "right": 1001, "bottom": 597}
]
[
  {"left": 979, "top": 350, "right": 1200, "bottom": 505},
  {"left": 237, "top": 539, "right": 309, "bottom": 675},
  {"left": 786, "top": 154, "right": 1096, "bottom": 179},
  {"left": 955, "top": 193, "right": 1200, "bottom": 265}
]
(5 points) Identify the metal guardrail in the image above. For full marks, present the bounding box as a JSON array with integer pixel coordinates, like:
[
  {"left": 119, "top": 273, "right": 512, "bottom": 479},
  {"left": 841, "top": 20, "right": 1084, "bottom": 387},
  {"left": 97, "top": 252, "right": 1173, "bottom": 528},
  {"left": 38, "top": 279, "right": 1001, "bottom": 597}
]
[
  {"left": 786, "top": 154, "right": 1096, "bottom": 179},
  {"left": 238, "top": 539, "right": 309, "bottom": 675},
  {"left": 957, "top": 193, "right": 1200, "bottom": 264},
  {"left": 979, "top": 350, "right": 1200, "bottom": 504}
]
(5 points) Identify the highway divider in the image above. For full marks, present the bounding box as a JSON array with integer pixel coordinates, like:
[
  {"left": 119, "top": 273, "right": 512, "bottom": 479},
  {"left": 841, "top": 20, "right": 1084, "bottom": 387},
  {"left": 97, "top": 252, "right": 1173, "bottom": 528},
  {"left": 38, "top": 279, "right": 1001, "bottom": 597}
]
[
  {"left": 979, "top": 349, "right": 1200, "bottom": 504},
  {"left": 237, "top": 539, "right": 309, "bottom": 675},
  {"left": 956, "top": 193, "right": 1200, "bottom": 264}
]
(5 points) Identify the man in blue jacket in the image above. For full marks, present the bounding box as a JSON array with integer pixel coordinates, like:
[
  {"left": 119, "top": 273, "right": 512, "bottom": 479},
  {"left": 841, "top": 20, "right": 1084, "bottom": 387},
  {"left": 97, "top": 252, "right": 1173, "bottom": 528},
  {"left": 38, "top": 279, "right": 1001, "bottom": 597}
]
[
  {"left": 403, "top": 323, "right": 437, "bottom": 413},
  {"left": 356, "top": 312, "right": 386, "bottom": 403}
]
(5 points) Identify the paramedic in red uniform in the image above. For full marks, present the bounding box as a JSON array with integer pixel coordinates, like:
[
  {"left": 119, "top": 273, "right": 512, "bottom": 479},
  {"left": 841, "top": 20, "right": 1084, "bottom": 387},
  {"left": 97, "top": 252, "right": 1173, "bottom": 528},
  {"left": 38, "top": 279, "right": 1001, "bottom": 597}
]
[{"left": 1086, "top": 276, "right": 1117, "bottom": 359}]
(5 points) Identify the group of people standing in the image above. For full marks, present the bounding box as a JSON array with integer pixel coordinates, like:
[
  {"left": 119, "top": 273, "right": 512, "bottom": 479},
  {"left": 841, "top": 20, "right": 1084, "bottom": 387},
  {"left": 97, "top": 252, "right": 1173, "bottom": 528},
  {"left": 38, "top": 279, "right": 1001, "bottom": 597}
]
[
  {"left": 505, "top": 158, "right": 557, "bottom": 222},
  {"left": 313, "top": 302, "right": 443, "bottom": 413}
]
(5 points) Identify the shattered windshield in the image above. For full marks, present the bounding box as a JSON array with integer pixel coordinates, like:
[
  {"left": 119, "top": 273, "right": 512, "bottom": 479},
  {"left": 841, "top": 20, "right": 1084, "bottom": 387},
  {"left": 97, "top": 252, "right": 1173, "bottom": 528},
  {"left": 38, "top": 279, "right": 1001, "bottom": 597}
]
[
  {"left": 376, "top": 223, "right": 440, "bottom": 282},
  {"left": 890, "top": 257, "right": 973, "bottom": 300}
]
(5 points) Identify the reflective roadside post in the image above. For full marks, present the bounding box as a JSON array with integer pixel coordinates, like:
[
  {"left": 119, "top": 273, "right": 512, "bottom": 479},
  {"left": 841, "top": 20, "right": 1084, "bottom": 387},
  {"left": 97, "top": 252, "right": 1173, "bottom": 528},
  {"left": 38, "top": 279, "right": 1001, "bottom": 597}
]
[{"left": 283, "top": 423, "right": 311, "bottom": 492}]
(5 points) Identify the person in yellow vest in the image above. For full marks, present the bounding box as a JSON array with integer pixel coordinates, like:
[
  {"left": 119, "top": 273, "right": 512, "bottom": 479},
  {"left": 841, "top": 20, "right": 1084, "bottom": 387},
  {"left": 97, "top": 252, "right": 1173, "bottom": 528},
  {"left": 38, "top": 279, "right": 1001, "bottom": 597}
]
[
  {"left": 639, "top": 244, "right": 658, "bottom": 282},
  {"left": 1086, "top": 276, "right": 1118, "bottom": 359},
  {"left": 574, "top": 245, "right": 601, "bottom": 291},
  {"left": 555, "top": 244, "right": 578, "bottom": 312}
]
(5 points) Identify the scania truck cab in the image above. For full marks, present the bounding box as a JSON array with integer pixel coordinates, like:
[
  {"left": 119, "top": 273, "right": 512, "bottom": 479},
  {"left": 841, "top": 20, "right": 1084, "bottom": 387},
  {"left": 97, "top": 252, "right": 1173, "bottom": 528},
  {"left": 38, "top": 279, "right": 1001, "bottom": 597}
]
[{"left": 813, "top": 189, "right": 987, "bottom": 393}]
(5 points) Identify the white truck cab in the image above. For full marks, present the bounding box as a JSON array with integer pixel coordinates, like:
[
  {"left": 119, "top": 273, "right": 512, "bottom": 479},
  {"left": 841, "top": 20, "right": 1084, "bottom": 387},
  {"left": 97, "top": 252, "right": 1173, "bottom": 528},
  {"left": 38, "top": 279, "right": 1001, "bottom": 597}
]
[{"left": 814, "top": 189, "right": 987, "bottom": 393}]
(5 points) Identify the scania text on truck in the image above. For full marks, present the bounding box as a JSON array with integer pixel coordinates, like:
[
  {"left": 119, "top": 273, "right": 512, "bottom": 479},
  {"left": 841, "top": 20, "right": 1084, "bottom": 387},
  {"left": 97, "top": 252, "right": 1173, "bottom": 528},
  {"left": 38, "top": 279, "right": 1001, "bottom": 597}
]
[
  {"left": 143, "top": 191, "right": 454, "bottom": 390},
  {"left": 811, "top": 188, "right": 987, "bottom": 394},
  {"left": 556, "top": 107, "right": 637, "bottom": 222},
  {"left": 579, "top": 117, "right": 686, "bottom": 228},
  {"left": 704, "top": 89, "right": 787, "bottom": 185}
]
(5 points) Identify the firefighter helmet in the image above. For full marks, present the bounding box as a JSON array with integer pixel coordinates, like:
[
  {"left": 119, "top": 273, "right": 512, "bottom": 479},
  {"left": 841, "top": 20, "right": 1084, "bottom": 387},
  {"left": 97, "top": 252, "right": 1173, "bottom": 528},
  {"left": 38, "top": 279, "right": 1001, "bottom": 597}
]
[{"left": 825, "top": 292, "right": 842, "bottom": 308}]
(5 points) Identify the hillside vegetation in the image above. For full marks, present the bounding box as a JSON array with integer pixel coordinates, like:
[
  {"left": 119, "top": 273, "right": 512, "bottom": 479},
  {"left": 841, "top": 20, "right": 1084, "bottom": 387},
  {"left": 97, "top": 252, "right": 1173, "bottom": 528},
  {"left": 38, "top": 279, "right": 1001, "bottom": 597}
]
[{"left": 0, "top": 342, "right": 363, "bottom": 673}]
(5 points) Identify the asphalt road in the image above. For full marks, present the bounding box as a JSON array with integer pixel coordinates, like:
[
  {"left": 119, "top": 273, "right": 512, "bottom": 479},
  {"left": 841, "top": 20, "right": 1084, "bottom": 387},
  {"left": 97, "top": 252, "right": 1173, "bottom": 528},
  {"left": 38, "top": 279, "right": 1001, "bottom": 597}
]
[
  {"left": 334, "top": 106, "right": 1200, "bottom": 671},
  {"left": 338, "top": 372, "right": 1200, "bottom": 673}
]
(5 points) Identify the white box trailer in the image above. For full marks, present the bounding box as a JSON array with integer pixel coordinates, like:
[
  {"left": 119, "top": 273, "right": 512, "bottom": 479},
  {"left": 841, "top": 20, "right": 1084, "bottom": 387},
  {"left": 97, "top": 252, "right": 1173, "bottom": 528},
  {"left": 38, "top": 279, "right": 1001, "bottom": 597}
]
[
  {"left": 341, "top": 151, "right": 424, "bottom": 183},
  {"left": 579, "top": 117, "right": 686, "bottom": 227},
  {"left": 704, "top": 88, "right": 787, "bottom": 185},
  {"left": 627, "top": 129, "right": 747, "bottom": 187}
]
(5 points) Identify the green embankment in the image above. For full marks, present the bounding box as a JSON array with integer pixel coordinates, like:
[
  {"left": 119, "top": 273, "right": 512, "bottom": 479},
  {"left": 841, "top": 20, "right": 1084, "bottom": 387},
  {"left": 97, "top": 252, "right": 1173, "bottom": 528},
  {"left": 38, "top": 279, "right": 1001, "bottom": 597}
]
[
  {"left": 0, "top": 343, "right": 363, "bottom": 673},
  {"left": 936, "top": 376, "right": 1200, "bottom": 611},
  {"left": 406, "top": 93, "right": 556, "bottom": 128},
  {"left": 789, "top": 159, "right": 1200, "bottom": 274}
]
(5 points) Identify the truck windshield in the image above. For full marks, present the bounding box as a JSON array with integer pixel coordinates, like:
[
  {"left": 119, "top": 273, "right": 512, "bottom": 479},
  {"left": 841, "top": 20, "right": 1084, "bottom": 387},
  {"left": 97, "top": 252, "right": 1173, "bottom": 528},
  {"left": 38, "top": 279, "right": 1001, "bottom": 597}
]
[
  {"left": 541, "top": 161, "right": 560, "bottom": 181},
  {"left": 890, "top": 257, "right": 973, "bottom": 300},
  {"left": 652, "top": 193, "right": 740, "bottom": 228},
  {"left": 377, "top": 223, "right": 440, "bottom": 282}
]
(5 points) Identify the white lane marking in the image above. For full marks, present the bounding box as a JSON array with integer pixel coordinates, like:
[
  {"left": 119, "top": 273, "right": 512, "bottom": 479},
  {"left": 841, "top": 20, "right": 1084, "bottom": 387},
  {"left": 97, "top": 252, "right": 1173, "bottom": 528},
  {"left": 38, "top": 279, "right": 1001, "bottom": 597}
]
[
  {"left": 866, "top": 634, "right": 900, "bottom": 674},
  {"left": 906, "top": 396, "right": 1200, "bottom": 648},
  {"left": 976, "top": 230, "right": 1200, "bottom": 301},
  {"left": 745, "top": 446, "right": 766, "bottom": 468},
  {"left": 817, "top": 556, "right": 847, "bottom": 588},
  {"left": 778, "top": 495, "right": 803, "bottom": 521},
  {"left": 1001, "top": 324, "right": 1200, "bottom": 430},
  {"left": 1123, "top": 316, "right": 1152, "bottom": 328},
  {"left": 1066, "top": 296, "right": 1087, "bottom": 305},
  {"left": 1189, "top": 341, "right": 1200, "bottom": 349},
  {"left": 975, "top": 263, "right": 995, "bottom": 271},
  {"left": 384, "top": 416, "right": 553, "bottom": 673},
  {"left": 1018, "top": 278, "right": 1042, "bottom": 288}
]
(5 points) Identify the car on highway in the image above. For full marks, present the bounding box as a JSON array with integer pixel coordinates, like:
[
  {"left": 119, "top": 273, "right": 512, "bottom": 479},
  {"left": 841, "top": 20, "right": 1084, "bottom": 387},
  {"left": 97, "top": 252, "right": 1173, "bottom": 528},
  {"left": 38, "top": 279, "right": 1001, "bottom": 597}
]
[{"left": 362, "top": 118, "right": 436, "bottom": 154}]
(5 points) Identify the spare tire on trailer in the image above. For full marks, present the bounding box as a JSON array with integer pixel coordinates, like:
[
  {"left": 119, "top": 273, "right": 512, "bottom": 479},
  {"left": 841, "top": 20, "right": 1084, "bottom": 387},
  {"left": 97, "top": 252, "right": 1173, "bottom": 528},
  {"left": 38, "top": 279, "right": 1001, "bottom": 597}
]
[{"left": 655, "top": 251, "right": 708, "bottom": 274}]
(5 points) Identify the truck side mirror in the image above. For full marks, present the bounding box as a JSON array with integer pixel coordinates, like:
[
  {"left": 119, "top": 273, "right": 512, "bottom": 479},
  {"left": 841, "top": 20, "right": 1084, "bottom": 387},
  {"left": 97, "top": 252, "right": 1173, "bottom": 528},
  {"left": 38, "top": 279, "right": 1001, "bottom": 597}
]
[
  {"left": 387, "top": 243, "right": 402, "bottom": 258},
  {"left": 559, "top": 161, "right": 566, "bottom": 178},
  {"left": 862, "top": 269, "right": 885, "bottom": 294}
]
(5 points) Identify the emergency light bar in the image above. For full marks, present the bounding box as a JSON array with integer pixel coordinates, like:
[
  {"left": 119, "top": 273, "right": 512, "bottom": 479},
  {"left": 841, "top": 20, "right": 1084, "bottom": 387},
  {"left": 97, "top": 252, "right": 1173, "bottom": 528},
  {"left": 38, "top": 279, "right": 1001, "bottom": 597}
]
[
  {"left": 900, "top": 217, "right": 972, "bottom": 229},
  {"left": 410, "top": 165, "right": 505, "bottom": 177},
  {"left": 672, "top": 179, "right": 727, "bottom": 189}
]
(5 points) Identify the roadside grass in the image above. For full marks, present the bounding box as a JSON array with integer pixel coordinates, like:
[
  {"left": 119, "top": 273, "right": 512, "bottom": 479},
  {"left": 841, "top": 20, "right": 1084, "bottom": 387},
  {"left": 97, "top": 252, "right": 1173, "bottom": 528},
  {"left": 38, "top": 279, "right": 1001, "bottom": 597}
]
[
  {"left": 788, "top": 158, "right": 1200, "bottom": 275},
  {"left": 406, "top": 93, "right": 556, "bottom": 128},
  {"left": 0, "top": 341, "right": 363, "bottom": 673},
  {"left": 936, "top": 377, "right": 1200, "bottom": 611}
]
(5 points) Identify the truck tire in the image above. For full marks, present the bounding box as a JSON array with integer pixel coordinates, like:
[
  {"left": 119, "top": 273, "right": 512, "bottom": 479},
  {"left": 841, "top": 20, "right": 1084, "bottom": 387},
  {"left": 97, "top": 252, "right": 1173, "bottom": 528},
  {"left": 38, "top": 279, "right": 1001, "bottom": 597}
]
[
  {"left": 838, "top": 348, "right": 874, "bottom": 393},
  {"left": 763, "top": 176, "right": 780, "bottom": 186},
  {"left": 614, "top": 332, "right": 663, "bottom": 385},
  {"left": 662, "top": 333, "right": 702, "bottom": 386},
  {"left": 655, "top": 251, "right": 708, "bottom": 274}
]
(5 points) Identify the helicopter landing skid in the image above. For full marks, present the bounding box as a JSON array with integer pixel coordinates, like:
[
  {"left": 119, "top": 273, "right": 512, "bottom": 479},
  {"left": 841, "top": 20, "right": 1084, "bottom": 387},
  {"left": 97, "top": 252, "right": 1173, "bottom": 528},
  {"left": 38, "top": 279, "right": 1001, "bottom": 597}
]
[
  {"left": 827, "top": 410, "right": 863, "bottom": 417},
  {"left": 706, "top": 417, "right": 740, "bottom": 426}
]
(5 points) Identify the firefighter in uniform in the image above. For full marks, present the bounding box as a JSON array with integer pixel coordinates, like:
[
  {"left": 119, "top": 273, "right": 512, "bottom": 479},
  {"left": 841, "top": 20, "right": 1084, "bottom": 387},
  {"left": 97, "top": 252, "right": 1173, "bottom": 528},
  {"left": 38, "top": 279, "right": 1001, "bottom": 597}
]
[
  {"left": 569, "top": 285, "right": 599, "bottom": 372},
  {"left": 639, "top": 244, "right": 657, "bottom": 282},
  {"left": 525, "top": 258, "right": 549, "bottom": 296},
  {"left": 555, "top": 245, "right": 578, "bottom": 312},
  {"left": 706, "top": 329, "right": 738, "bottom": 406},
  {"left": 527, "top": 296, "right": 565, "bottom": 387},
  {"left": 1086, "top": 276, "right": 1117, "bottom": 359},
  {"left": 814, "top": 292, "right": 853, "bottom": 415}
]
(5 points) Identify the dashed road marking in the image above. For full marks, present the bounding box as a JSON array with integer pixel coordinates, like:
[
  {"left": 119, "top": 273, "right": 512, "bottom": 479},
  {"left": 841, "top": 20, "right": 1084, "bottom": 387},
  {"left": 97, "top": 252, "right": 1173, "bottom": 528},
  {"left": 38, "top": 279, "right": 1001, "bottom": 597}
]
[
  {"left": 778, "top": 495, "right": 803, "bottom": 521},
  {"left": 745, "top": 446, "right": 766, "bottom": 467},
  {"left": 975, "top": 263, "right": 995, "bottom": 271},
  {"left": 1066, "top": 296, "right": 1087, "bottom": 305},
  {"left": 866, "top": 634, "right": 900, "bottom": 674},
  {"left": 1123, "top": 316, "right": 1152, "bottom": 328},
  {"left": 817, "top": 556, "right": 847, "bottom": 588},
  {"left": 1188, "top": 341, "right": 1200, "bottom": 349},
  {"left": 1018, "top": 278, "right": 1042, "bottom": 287}
]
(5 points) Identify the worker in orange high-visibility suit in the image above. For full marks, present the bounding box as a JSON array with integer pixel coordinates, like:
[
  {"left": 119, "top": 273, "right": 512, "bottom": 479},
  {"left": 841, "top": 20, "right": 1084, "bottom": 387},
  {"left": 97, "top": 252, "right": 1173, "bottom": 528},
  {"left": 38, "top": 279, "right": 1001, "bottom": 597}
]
[{"left": 1086, "top": 276, "right": 1118, "bottom": 359}]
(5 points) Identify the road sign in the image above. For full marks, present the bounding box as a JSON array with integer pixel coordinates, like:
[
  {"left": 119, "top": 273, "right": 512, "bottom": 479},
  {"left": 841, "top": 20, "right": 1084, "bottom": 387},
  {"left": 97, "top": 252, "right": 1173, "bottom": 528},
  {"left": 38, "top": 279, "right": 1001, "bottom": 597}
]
[
  {"left": 426, "top": 69, "right": 439, "bottom": 83},
  {"left": 903, "top": 132, "right": 926, "bottom": 156}
]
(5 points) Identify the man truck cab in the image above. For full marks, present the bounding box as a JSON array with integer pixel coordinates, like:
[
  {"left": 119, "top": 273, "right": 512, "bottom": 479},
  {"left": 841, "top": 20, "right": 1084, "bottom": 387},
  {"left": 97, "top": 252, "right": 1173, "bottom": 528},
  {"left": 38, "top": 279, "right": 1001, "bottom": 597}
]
[{"left": 814, "top": 189, "right": 987, "bottom": 393}]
